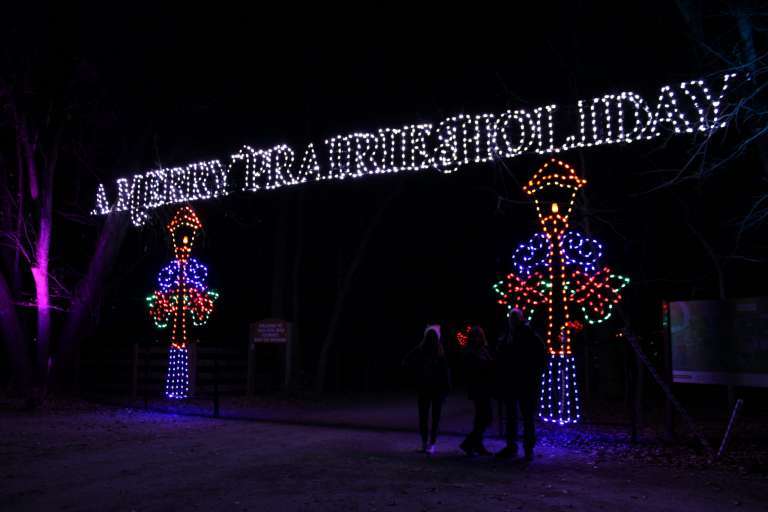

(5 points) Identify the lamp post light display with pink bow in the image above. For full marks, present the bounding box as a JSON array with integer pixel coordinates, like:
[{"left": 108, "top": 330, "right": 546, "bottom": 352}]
[{"left": 493, "top": 159, "right": 629, "bottom": 424}]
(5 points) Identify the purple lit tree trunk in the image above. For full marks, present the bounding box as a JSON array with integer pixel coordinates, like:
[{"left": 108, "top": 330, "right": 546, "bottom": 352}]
[
  {"left": 0, "top": 65, "right": 128, "bottom": 399},
  {"left": 32, "top": 179, "right": 53, "bottom": 390},
  {"left": 15, "top": 112, "right": 58, "bottom": 393}
]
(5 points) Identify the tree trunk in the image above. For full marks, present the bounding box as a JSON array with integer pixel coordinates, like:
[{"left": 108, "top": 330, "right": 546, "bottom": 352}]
[
  {"left": 685, "top": 215, "right": 726, "bottom": 299},
  {"left": 271, "top": 199, "right": 290, "bottom": 319},
  {"left": 0, "top": 272, "right": 28, "bottom": 394},
  {"left": 55, "top": 213, "right": 128, "bottom": 391},
  {"left": 31, "top": 253, "right": 50, "bottom": 393},
  {"left": 289, "top": 190, "right": 305, "bottom": 389},
  {"left": 315, "top": 190, "right": 398, "bottom": 393},
  {"left": 735, "top": 9, "right": 768, "bottom": 182},
  {"left": 32, "top": 196, "right": 52, "bottom": 393}
]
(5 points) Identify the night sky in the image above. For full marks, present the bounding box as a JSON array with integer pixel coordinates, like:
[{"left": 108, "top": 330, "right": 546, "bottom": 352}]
[{"left": 3, "top": 2, "right": 765, "bottom": 390}]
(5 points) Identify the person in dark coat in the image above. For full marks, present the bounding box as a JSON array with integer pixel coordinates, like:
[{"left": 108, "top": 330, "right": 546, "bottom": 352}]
[
  {"left": 495, "top": 308, "right": 548, "bottom": 461},
  {"left": 460, "top": 326, "right": 494, "bottom": 456},
  {"left": 402, "top": 325, "right": 451, "bottom": 454}
]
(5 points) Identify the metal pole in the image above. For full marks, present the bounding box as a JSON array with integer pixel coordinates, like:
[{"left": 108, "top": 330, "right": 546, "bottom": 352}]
[
  {"left": 247, "top": 342, "right": 255, "bottom": 396},
  {"left": 661, "top": 301, "right": 675, "bottom": 440},
  {"left": 497, "top": 400, "right": 505, "bottom": 438},
  {"left": 622, "top": 329, "right": 712, "bottom": 454},
  {"left": 143, "top": 346, "right": 150, "bottom": 409},
  {"left": 131, "top": 343, "right": 139, "bottom": 401},
  {"left": 716, "top": 399, "right": 743, "bottom": 460},
  {"left": 284, "top": 324, "right": 293, "bottom": 389},
  {"left": 635, "top": 344, "right": 644, "bottom": 430},
  {"left": 213, "top": 347, "right": 220, "bottom": 418},
  {"left": 583, "top": 341, "right": 591, "bottom": 407},
  {"left": 627, "top": 341, "right": 638, "bottom": 444},
  {"left": 189, "top": 342, "right": 197, "bottom": 398}
]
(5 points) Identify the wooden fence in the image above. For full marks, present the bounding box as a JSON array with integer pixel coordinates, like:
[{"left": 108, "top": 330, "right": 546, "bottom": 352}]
[{"left": 80, "top": 344, "right": 248, "bottom": 398}]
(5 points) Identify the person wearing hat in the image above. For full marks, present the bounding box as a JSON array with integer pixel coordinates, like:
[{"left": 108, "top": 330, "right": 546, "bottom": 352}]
[
  {"left": 460, "top": 325, "right": 495, "bottom": 456},
  {"left": 402, "top": 325, "right": 451, "bottom": 454},
  {"left": 495, "top": 309, "right": 547, "bottom": 461}
]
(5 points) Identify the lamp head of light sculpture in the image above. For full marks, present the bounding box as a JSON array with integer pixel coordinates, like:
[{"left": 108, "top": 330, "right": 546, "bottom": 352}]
[
  {"left": 168, "top": 206, "right": 203, "bottom": 262},
  {"left": 523, "top": 159, "right": 587, "bottom": 233}
]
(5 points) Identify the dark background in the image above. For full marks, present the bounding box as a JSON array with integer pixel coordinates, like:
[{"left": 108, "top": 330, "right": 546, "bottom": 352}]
[{"left": 3, "top": 2, "right": 766, "bottom": 393}]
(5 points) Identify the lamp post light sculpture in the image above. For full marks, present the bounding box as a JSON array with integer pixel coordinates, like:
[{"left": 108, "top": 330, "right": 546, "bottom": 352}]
[
  {"left": 146, "top": 206, "right": 219, "bottom": 399},
  {"left": 493, "top": 158, "right": 629, "bottom": 424}
]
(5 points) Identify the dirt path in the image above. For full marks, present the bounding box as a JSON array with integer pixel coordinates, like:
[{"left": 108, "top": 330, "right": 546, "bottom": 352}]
[{"left": 1, "top": 406, "right": 766, "bottom": 511}]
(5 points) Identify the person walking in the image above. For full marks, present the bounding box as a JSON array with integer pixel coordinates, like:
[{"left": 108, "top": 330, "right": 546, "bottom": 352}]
[
  {"left": 402, "top": 325, "right": 451, "bottom": 454},
  {"left": 460, "top": 326, "right": 494, "bottom": 456},
  {"left": 495, "top": 309, "right": 547, "bottom": 461}
]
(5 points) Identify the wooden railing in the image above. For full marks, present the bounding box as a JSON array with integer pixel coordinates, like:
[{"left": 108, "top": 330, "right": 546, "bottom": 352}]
[{"left": 80, "top": 344, "right": 248, "bottom": 398}]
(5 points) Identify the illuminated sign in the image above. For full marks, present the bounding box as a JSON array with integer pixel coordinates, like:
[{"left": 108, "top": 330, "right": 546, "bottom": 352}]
[{"left": 91, "top": 72, "right": 743, "bottom": 226}]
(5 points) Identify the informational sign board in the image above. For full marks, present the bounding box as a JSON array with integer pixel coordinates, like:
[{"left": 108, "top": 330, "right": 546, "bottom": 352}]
[
  {"left": 250, "top": 319, "right": 289, "bottom": 344},
  {"left": 248, "top": 319, "right": 293, "bottom": 394},
  {"left": 670, "top": 298, "right": 768, "bottom": 387}
]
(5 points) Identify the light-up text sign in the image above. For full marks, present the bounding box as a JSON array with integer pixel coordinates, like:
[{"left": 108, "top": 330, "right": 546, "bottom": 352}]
[{"left": 91, "top": 72, "right": 742, "bottom": 226}]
